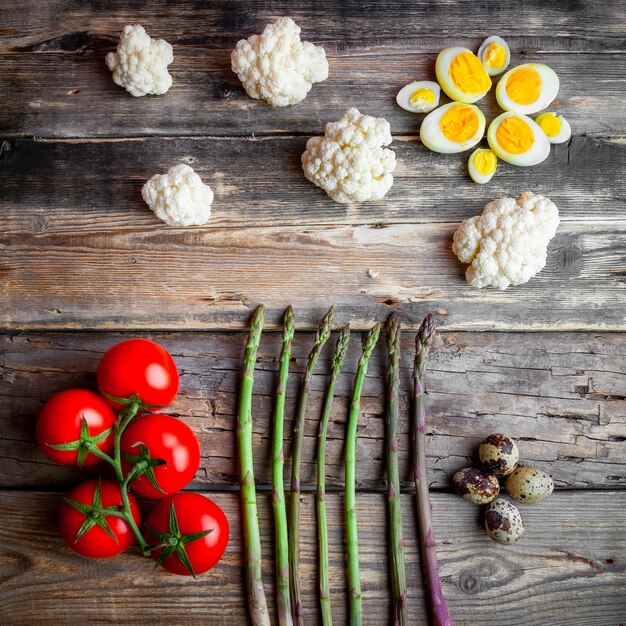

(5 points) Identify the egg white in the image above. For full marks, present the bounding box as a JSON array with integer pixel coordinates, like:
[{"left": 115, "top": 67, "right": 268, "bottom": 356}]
[
  {"left": 396, "top": 80, "right": 441, "bottom": 113},
  {"left": 477, "top": 36, "right": 510, "bottom": 76},
  {"left": 535, "top": 112, "right": 572, "bottom": 144},
  {"left": 468, "top": 148, "right": 498, "bottom": 184},
  {"left": 496, "top": 63, "right": 559, "bottom": 115},
  {"left": 487, "top": 112, "right": 551, "bottom": 166},
  {"left": 435, "top": 46, "right": 492, "bottom": 104},
  {"left": 420, "top": 102, "right": 486, "bottom": 154}
]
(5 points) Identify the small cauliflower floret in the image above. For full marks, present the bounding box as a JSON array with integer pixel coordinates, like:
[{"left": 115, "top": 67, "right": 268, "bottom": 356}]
[
  {"left": 301, "top": 108, "right": 397, "bottom": 204},
  {"left": 106, "top": 25, "right": 173, "bottom": 97},
  {"left": 142, "top": 164, "right": 214, "bottom": 227},
  {"left": 231, "top": 17, "right": 328, "bottom": 107},
  {"left": 452, "top": 192, "right": 560, "bottom": 289}
]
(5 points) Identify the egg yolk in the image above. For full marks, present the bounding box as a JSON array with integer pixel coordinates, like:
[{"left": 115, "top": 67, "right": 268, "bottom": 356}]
[
  {"left": 484, "top": 43, "right": 506, "bottom": 69},
  {"left": 505, "top": 67, "right": 542, "bottom": 105},
  {"left": 536, "top": 113, "right": 561, "bottom": 137},
  {"left": 440, "top": 104, "right": 480, "bottom": 142},
  {"left": 449, "top": 52, "right": 491, "bottom": 94},
  {"left": 410, "top": 88, "right": 435, "bottom": 107},
  {"left": 496, "top": 116, "right": 535, "bottom": 154},
  {"left": 473, "top": 150, "right": 498, "bottom": 175}
]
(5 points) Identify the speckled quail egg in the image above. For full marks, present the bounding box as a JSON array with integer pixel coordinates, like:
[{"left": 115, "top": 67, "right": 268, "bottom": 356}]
[
  {"left": 535, "top": 112, "right": 572, "bottom": 144},
  {"left": 468, "top": 148, "right": 498, "bottom": 184},
  {"left": 496, "top": 63, "right": 560, "bottom": 115},
  {"left": 396, "top": 80, "right": 441, "bottom": 113},
  {"left": 505, "top": 466, "right": 554, "bottom": 504},
  {"left": 435, "top": 46, "right": 492, "bottom": 103},
  {"left": 420, "top": 102, "right": 486, "bottom": 154},
  {"left": 479, "top": 434, "right": 520, "bottom": 476},
  {"left": 487, "top": 111, "right": 551, "bottom": 166},
  {"left": 484, "top": 498, "right": 525, "bottom": 544},
  {"left": 477, "top": 36, "right": 510, "bottom": 76},
  {"left": 453, "top": 467, "right": 500, "bottom": 504}
]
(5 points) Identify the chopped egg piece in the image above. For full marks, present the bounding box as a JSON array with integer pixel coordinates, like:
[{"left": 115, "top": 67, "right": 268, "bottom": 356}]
[
  {"left": 488, "top": 112, "right": 550, "bottom": 166},
  {"left": 420, "top": 102, "right": 486, "bottom": 154},
  {"left": 535, "top": 112, "right": 572, "bottom": 144},
  {"left": 468, "top": 148, "right": 498, "bottom": 184},
  {"left": 496, "top": 63, "right": 559, "bottom": 115},
  {"left": 436, "top": 46, "right": 492, "bottom": 103},
  {"left": 396, "top": 80, "right": 441, "bottom": 113},
  {"left": 477, "top": 36, "right": 510, "bottom": 76}
]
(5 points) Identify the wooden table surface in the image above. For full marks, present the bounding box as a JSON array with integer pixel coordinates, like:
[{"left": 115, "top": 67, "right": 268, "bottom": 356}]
[{"left": 1, "top": 1, "right": 625, "bottom": 625}]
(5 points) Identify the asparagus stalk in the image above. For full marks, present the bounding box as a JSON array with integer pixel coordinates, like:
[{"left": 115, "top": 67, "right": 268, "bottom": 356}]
[
  {"left": 317, "top": 325, "right": 351, "bottom": 626},
  {"left": 345, "top": 323, "right": 381, "bottom": 626},
  {"left": 413, "top": 314, "right": 453, "bottom": 626},
  {"left": 289, "top": 306, "right": 335, "bottom": 624},
  {"left": 272, "top": 307, "right": 296, "bottom": 626},
  {"left": 385, "top": 314, "right": 407, "bottom": 626},
  {"left": 238, "top": 305, "right": 270, "bottom": 626}
]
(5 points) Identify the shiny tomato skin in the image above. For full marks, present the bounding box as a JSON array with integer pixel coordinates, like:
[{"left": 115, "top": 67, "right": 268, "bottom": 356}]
[
  {"left": 36, "top": 389, "right": 117, "bottom": 466},
  {"left": 145, "top": 493, "right": 229, "bottom": 575},
  {"left": 96, "top": 339, "right": 179, "bottom": 409},
  {"left": 58, "top": 479, "right": 141, "bottom": 558},
  {"left": 120, "top": 414, "right": 200, "bottom": 499}
]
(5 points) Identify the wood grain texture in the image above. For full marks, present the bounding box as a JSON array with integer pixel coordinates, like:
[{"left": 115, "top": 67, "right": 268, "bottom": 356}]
[
  {"left": 2, "top": 331, "right": 624, "bottom": 490},
  {"left": 0, "top": 490, "right": 624, "bottom": 626}
]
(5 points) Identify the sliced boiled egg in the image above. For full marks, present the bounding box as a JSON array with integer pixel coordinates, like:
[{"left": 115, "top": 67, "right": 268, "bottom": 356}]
[
  {"left": 420, "top": 102, "right": 486, "bottom": 154},
  {"left": 396, "top": 81, "right": 441, "bottom": 113},
  {"left": 436, "top": 46, "right": 492, "bottom": 103},
  {"left": 468, "top": 148, "right": 498, "bottom": 184},
  {"left": 496, "top": 63, "right": 559, "bottom": 115},
  {"left": 535, "top": 112, "right": 571, "bottom": 144},
  {"left": 488, "top": 112, "right": 550, "bottom": 166},
  {"left": 477, "top": 36, "right": 510, "bottom": 76}
]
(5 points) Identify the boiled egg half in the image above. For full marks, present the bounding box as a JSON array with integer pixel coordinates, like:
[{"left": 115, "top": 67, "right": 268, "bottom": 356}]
[
  {"left": 396, "top": 80, "right": 441, "bottom": 113},
  {"left": 535, "top": 112, "right": 572, "bottom": 144},
  {"left": 436, "top": 46, "right": 492, "bottom": 103},
  {"left": 420, "top": 102, "right": 486, "bottom": 154},
  {"left": 477, "top": 36, "right": 510, "bottom": 76},
  {"left": 468, "top": 148, "right": 498, "bottom": 184},
  {"left": 488, "top": 112, "right": 550, "bottom": 166},
  {"left": 496, "top": 63, "right": 559, "bottom": 115}
]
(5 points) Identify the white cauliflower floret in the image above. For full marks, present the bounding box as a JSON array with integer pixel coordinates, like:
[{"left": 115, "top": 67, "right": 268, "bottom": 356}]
[
  {"left": 142, "top": 164, "right": 214, "bottom": 227},
  {"left": 106, "top": 25, "right": 173, "bottom": 97},
  {"left": 452, "top": 192, "right": 560, "bottom": 289},
  {"left": 301, "top": 108, "right": 397, "bottom": 204},
  {"left": 231, "top": 17, "right": 328, "bottom": 107}
]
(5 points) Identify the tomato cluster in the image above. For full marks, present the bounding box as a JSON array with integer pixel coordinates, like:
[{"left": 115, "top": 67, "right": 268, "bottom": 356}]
[{"left": 36, "top": 339, "right": 228, "bottom": 577}]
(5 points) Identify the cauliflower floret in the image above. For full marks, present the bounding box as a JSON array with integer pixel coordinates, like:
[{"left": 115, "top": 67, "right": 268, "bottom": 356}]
[
  {"left": 106, "top": 25, "right": 173, "bottom": 97},
  {"left": 452, "top": 192, "right": 560, "bottom": 289},
  {"left": 231, "top": 17, "right": 328, "bottom": 107},
  {"left": 142, "top": 164, "right": 214, "bottom": 227},
  {"left": 301, "top": 108, "right": 397, "bottom": 204}
]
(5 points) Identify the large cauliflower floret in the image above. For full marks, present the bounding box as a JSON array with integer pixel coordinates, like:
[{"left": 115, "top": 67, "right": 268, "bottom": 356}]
[
  {"left": 301, "top": 108, "right": 397, "bottom": 204},
  {"left": 452, "top": 192, "right": 560, "bottom": 289},
  {"left": 231, "top": 17, "right": 328, "bottom": 107},
  {"left": 106, "top": 25, "right": 173, "bottom": 97},
  {"left": 142, "top": 164, "right": 214, "bottom": 227}
]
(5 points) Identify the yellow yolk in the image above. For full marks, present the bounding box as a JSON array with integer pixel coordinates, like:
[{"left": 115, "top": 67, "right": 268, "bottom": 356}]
[
  {"left": 484, "top": 43, "right": 506, "bottom": 69},
  {"left": 473, "top": 149, "right": 497, "bottom": 175},
  {"left": 496, "top": 116, "right": 535, "bottom": 154},
  {"left": 449, "top": 52, "right": 491, "bottom": 94},
  {"left": 505, "top": 66, "right": 542, "bottom": 105},
  {"left": 536, "top": 113, "right": 561, "bottom": 137},
  {"left": 409, "top": 88, "right": 436, "bottom": 107},
  {"left": 440, "top": 104, "right": 480, "bottom": 142}
]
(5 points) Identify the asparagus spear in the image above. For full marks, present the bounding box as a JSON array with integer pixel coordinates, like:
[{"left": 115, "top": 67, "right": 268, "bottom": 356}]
[
  {"left": 413, "top": 314, "right": 453, "bottom": 626},
  {"left": 273, "top": 307, "right": 296, "bottom": 626},
  {"left": 238, "top": 305, "right": 270, "bottom": 626},
  {"left": 289, "top": 306, "right": 335, "bottom": 624},
  {"left": 345, "top": 323, "right": 381, "bottom": 626},
  {"left": 317, "top": 325, "right": 351, "bottom": 626},
  {"left": 385, "top": 314, "right": 407, "bottom": 626}
]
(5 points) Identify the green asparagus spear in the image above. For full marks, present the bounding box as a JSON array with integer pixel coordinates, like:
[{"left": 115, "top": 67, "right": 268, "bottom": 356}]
[
  {"left": 273, "top": 307, "right": 296, "bottom": 626},
  {"left": 317, "top": 326, "right": 351, "bottom": 626},
  {"left": 385, "top": 314, "right": 407, "bottom": 625},
  {"left": 238, "top": 305, "right": 270, "bottom": 626},
  {"left": 413, "top": 314, "right": 453, "bottom": 626},
  {"left": 289, "top": 306, "right": 334, "bottom": 625},
  {"left": 346, "top": 323, "right": 381, "bottom": 626}
]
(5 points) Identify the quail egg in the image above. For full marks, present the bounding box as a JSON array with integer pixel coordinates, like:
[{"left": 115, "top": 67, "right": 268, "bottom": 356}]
[
  {"left": 535, "top": 112, "right": 572, "bottom": 144},
  {"left": 396, "top": 80, "right": 441, "bottom": 113},
  {"left": 420, "top": 102, "right": 486, "bottom": 154},
  {"left": 484, "top": 498, "right": 525, "bottom": 544},
  {"left": 477, "top": 36, "right": 510, "bottom": 76},
  {"left": 453, "top": 467, "right": 500, "bottom": 504},
  {"left": 468, "top": 148, "right": 498, "bottom": 184},
  {"left": 435, "top": 46, "right": 492, "bottom": 103},
  {"left": 505, "top": 466, "right": 554, "bottom": 504},
  {"left": 487, "top": 111, "right": 551, "bottom": 166},
  {"left": 496, "top": 63, "right": 560, "bottom": 115},
  {"left": 479, "top": 434, "right": 520, "bottom": 475}
]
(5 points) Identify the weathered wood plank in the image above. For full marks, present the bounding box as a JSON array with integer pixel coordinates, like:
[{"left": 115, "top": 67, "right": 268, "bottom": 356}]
[
  {"left": 0, "top": 490, "right": 624, "bottom": 625},
  {"left": 1, "top": 136, "right": 624, "bottom": 232},
  {"left": 1, "top": 50, "right": 623, "bottom": 137},
  {"left": 1, "top": 332, "right": 623, "bottom": 490}
]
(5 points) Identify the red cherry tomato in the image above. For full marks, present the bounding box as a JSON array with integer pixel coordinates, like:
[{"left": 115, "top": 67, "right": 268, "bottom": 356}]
[
  {"left": 58, "top": 479, "right": 141, "bottom": 558},
  {"left": 120, "top": 414, "right": 200, "bottom": 499},
  {"left": 36, "top": 389, "right": 117, "bottom": 466},
  {"left": 97, "top": 339, "right": 179, "bottom": 410},
  {"left": 145, "top": 493, "right": 229, "bottom": 576}
]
